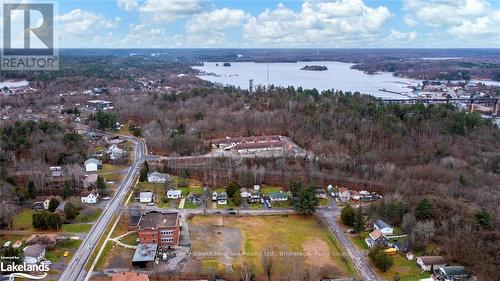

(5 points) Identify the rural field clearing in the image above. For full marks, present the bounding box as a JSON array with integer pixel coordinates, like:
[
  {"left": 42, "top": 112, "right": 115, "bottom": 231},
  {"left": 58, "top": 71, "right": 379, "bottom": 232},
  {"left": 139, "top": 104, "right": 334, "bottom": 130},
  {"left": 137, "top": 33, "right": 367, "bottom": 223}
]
[{"left": 184, "top": 215, "right": 355, "bottom": 280}]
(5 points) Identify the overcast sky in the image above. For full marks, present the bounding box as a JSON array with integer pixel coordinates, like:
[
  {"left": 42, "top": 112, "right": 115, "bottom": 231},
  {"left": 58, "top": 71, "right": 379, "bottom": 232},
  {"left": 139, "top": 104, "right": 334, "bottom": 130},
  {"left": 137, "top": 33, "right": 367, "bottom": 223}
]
[{"left": 4, "top": 0, "right": 500, "bottom": 48}]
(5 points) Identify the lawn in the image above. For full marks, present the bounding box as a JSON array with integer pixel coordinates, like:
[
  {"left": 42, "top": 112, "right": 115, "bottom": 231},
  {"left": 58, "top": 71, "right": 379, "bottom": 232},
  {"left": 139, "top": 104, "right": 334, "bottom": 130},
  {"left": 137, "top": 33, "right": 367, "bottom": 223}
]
[
  {"left": 75, "top": 208, "right": 102, "bottom": 223},
  {"left": 183, "top": 201, "right": 199, "bottom": 209},
  {"left": 376, "top": 254, "right": 430, "bottom": 281},
  {"left": 12, "top": 209, "right": 33, "bottom": 231},
  {"left": 188, "top": 215, "right": 356, "bottom": 278},
  {"left": 260, "top": 185, "right": 283, "bottom": 195},
  {"left": 45, "top": 239, "right": 82, "bottom": 264},
  {"left": 171, "top": 175, "right": 203, "bottom": 188},
  {"left": 179, "top": 186, "right": 204, "bottom": 196},
  {"left": 136, "top": 181, "right": 166, "bottom": 194},
  {"left": 119, "top": 232, "right": 138, "bottom": 245},
  {"left": 61, "top": 223, "right": 92, "bottom": 233},
  {"left": 351, "top": 231, "right": 370, "bottom": 251},
  {"left": 100, "top": 164, "right": 124, "bottom": 182}
]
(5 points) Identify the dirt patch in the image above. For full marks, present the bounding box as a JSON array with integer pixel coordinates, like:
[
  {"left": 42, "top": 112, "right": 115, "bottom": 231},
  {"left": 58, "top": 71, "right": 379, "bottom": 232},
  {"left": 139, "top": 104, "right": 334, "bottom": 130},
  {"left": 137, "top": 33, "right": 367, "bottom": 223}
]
[{"left": 303, "top": 237, "right": 332, "bottom": 268}]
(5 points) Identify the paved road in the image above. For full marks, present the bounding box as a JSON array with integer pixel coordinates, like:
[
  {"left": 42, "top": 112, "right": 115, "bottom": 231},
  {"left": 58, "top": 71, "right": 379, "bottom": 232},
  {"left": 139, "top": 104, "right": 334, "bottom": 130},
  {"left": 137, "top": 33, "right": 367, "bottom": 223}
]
[
  {"left": 58, "top": 134, "right": 145, "bottom": 281},
  {"left": 318, "top": 200, "right": 382, "bottom": 281}
]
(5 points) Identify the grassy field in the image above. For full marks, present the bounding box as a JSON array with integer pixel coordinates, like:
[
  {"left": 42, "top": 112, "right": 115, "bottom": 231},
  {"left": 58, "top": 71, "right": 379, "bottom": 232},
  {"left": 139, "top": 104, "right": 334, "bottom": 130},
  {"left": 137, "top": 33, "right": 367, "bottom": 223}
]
[
  {"left": 12, "top": 209, "right": 33, "bottom": 231},
  {"left": 75, "top": 208, "right": 102, "bottom": 223},
  {"left": 100, "top": 164, "right": 125, "bottom": 182},
  {"left": 119, "top": 232, "right": 138, "bottom": 246},
  {"left": 45, "top": 239, "right": 82, "bottom": 264},
  {"left": 260, "top": 185, "right": 283, "bottom": 195},
  {"left": 136, "top": 181, "right": 166, "bottom": 193},
  {"left": 376, "top": 254, "right": 430, "bottom": 281},
  {"left": 351, "top": 231, "right": 370, "bottom": 251},
  {"left": 188, "top": 215, "right": 356, "bottom": 279},
  {"left": 61, "top": 223, "right": 92, "bottom": 233}
]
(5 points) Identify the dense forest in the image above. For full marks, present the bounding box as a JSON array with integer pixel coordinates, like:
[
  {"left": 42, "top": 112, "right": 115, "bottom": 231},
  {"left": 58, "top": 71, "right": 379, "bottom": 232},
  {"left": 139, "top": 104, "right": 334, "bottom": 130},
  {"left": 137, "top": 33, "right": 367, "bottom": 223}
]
[{"left": 117, "top": 86, "right": 499, "bottom": 279}]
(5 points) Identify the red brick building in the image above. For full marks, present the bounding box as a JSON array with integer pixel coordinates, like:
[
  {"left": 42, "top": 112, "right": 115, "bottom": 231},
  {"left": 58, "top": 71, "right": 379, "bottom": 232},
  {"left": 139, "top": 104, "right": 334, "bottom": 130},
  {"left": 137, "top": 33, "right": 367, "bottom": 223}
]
[{"left": 137, "top": 211, "right": 180, "bottom": 248}]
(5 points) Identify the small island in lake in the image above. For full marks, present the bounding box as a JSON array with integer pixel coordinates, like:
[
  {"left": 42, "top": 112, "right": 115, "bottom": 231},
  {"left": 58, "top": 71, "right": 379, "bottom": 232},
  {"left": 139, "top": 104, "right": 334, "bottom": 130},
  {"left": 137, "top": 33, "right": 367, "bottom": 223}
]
[
  {"left": 301, "top": 65, "right": 328, "bottom": 71},
  {"left": 223, "top": 62, "right": 231, "bottom": 67}
]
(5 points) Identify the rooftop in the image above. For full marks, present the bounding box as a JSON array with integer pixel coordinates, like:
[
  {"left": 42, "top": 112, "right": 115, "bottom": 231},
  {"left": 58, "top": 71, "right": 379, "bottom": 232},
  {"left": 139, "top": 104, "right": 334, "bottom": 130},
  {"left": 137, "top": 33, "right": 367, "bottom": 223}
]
[
  {"left": 132, "top": 243, "right": 158, "bottom": 262},
  {"left": 138, "top": 211, "right": 179, "bottom": 229},
  {"left": 374, "top": 219, "right": 392, "bottom": 229},
  {"left": 24, "top": 244, "right": 45, "bottom": 257},
  {"left": 418, "top": 256, "right": 446, "bottom": 265}
]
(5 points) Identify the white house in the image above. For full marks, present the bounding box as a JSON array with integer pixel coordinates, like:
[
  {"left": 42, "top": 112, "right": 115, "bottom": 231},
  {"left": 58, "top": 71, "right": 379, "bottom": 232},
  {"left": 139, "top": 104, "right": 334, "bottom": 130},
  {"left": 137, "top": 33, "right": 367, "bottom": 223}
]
[
  {"left": 167, "top": 189, "right": 182, "bottom": 199},
  {"left": 43, "top": 198, "right": 52, "bottom": 210},
  {"left": 147, "top": 172, "right": 170, "bottom": 184},
  {"left": 81, "top": 190, "right": 99, "bottom": 204},
  {"left": 212, "top": 191, "right": 218, "bottom": 201},
  {"left": 240, "top": 188, "right": 251, "bottom": 198},
  {"left": 338, "top": 188, "right": 350, "bottom": 203},
  {"left": 84, "top": 158, "right": 102, "bottom": 172},
  {"left": 140, "top": 191, "right": 153, "bottom": 203},
  {"left": 106, "top": 144, "right": 126, "bottom": 160},
  {"left": 217, "top": 192, "right": 227, "bottom": 205},
  {"left": 253, "top": 185, "right": 260, "bottom": 191},
  {"left": 374, "top": 219, "right": 394, "bottom": 235},
  {"left": 50, "top": 166, "right": 62, "bottom": 177},
  {"left": 416, "top": 256, "right": 446, "bottom": 271},
  {"left": 23, "top": 244, "right": 46, "bottom": 264}
]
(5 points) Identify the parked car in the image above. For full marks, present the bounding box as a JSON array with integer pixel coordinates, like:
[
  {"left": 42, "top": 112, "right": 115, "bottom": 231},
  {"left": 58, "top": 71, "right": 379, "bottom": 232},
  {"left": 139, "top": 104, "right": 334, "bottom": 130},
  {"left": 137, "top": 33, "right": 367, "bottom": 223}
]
[
  {"left": 147, "top": 202, "right": 155, "bottom": 206},
  {"left": 102, "top": 196, "right": 110, "bottom": 200}
]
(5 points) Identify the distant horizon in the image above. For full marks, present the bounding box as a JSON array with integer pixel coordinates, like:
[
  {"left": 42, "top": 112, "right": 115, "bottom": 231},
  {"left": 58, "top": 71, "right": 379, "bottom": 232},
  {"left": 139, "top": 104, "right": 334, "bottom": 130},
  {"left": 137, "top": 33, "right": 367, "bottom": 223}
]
[{"left": 4, "top": 0, "right": 498, "bottom": 48}]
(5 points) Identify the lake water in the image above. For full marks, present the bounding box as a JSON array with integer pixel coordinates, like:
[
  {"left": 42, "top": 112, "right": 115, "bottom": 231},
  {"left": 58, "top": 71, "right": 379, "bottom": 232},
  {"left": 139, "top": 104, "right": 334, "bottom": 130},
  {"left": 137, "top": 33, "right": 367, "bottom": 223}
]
[
  {"left": 0, "top": 80, "right": 29, "bottom": 89},
  {"left": 192, "top": 61, "right": 421, "bottom": 99}
]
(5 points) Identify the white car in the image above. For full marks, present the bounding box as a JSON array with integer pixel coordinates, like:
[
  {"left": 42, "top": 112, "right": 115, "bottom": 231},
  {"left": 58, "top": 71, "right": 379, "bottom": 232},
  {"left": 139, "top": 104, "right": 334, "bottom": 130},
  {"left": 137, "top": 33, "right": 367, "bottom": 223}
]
[
  {"left": 102, "top": 196, "right": 111, "bottom": 200},
  {"left": 41, "top": 260, "right": 52, "bottom": 266},
  {"left": 147, "top": 202, "right": 155, "bottom": 206}
]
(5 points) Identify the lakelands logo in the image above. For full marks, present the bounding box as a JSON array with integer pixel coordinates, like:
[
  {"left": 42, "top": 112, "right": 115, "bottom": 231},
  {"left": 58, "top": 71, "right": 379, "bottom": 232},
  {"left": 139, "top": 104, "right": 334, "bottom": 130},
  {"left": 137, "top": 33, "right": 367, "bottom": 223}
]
[
  {"left": 0, "top": 261, "right": 49, "bottom": 279},
  {"left": 2, "top": 2, "right": 59, "bottom": 70}
]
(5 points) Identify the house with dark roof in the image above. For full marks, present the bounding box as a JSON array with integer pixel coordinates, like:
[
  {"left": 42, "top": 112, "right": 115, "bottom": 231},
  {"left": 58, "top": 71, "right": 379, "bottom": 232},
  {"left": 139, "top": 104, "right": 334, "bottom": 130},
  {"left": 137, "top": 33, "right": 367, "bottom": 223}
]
[
  {"left": 138, "top": 211, "right": 180, "bottom": 248},
  {"left": 268, "top": 191, "right": 289, "bottom": 202},
  {"left": 432, "top": 266, "right": 472, "bottom": 281},
  {"left": 365, "top": 229, "right": 387, "bottom": 248}
]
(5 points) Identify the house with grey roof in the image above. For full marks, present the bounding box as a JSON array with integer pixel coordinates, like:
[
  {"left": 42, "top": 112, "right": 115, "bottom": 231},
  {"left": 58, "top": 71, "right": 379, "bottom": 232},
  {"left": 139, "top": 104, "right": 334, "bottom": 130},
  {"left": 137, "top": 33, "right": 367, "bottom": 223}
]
[{"left": 374, "top": 219, "right": 394, "bottom": 235}]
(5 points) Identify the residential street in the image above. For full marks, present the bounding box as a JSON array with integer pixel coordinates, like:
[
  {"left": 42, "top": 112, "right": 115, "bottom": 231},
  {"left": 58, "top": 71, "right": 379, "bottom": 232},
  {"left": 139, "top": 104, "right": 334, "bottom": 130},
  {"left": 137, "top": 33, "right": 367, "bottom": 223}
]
[
  {"left": 58, "top": 131, "right": 146, "bottom": 281},
  {"left": 318, "top": 200, "right": 382, "bottom": 281}
]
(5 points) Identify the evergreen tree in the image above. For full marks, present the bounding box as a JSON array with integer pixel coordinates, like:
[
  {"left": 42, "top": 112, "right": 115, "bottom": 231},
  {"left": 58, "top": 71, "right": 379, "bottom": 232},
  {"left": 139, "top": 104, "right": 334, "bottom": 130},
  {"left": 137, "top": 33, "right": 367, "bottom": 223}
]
[
  {"left": 64, "top": 202, "right": 78, "bottom": 220},
  {"left": 139, "top": 161, "right": 149, "bottom": 182},
  {"left": 48, "top": 198, "right": 60, "bottom": 212},
  {"left": 96, "top": 175, "right": 106, "bottom": 191},
  {"left": 233, "top": 191, "right": 242, "bottom": 206},
  {"left": 415, "top": 198, "right": 433, "bottom": 220},
  {"left": 63, "top": 182, "right": 72, "bottom": 200},
  {"left": 288, "top": 179, "right": 303, "bottom": 198},
  {"left": 293, "top": 186, "right": 319, "bottom": 215},
  {"left": 353, "top": 207, "right": 365, "bottom": 233},
  {"left": 27, "top": 181, "right": 36, "bottom": 199},
  {"left": 226, "top": 182, "right": 239, "bottom": 198},
  {"left": 341, "top": 204, "right": 355, "bottom": 226}
]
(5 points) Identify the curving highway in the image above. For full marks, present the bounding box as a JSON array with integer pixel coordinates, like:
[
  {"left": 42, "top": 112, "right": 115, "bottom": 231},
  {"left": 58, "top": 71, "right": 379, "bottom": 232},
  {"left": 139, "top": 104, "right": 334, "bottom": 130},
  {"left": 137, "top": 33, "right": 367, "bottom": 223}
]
[{"left": 58, "top": 134, "right": 145, "bottom": 281}]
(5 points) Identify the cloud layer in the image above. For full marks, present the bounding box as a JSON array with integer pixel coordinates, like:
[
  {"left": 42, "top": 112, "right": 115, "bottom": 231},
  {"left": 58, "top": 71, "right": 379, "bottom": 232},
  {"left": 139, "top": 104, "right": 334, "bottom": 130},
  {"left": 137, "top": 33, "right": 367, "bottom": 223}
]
[{"left": 46, "top": 0, "right": 500, "bottom": 47}]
